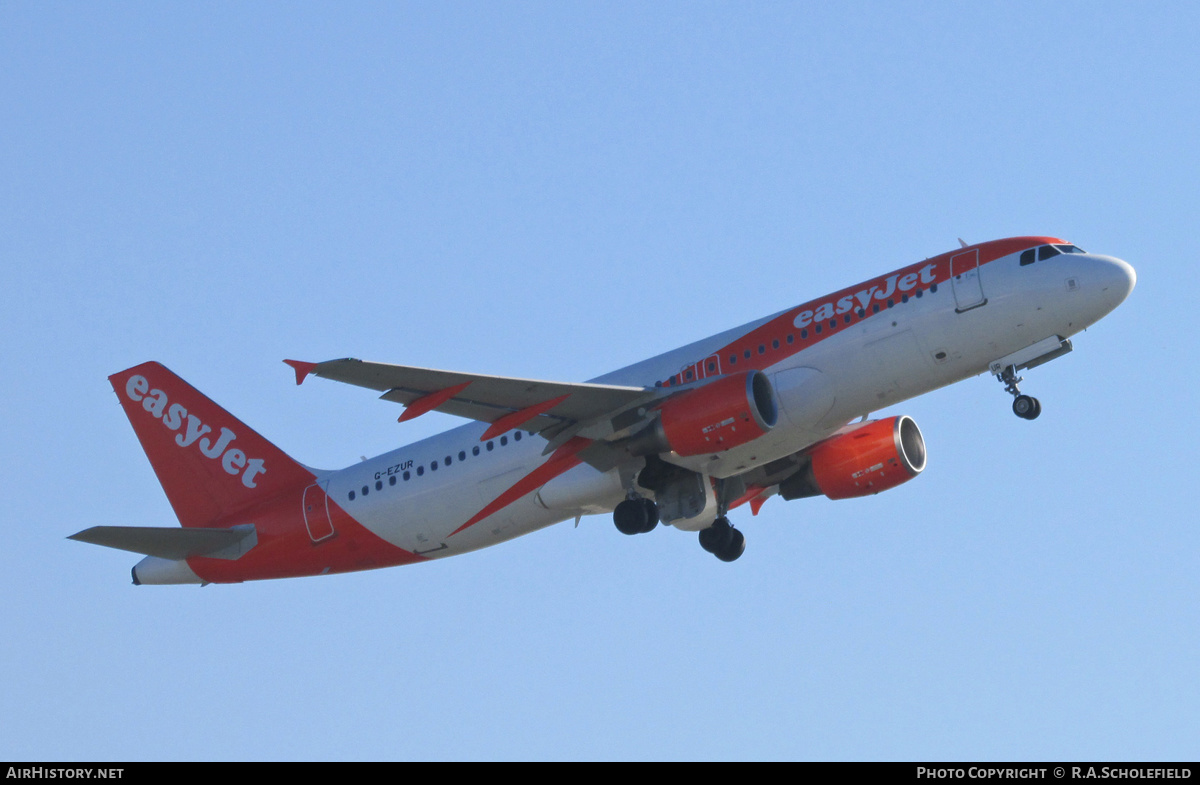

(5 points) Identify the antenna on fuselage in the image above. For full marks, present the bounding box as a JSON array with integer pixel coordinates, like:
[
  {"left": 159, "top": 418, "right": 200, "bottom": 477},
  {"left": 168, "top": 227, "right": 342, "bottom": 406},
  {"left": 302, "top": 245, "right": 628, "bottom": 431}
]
[{"left": 958, "top": 238, "right": 969, "bottom": 248}]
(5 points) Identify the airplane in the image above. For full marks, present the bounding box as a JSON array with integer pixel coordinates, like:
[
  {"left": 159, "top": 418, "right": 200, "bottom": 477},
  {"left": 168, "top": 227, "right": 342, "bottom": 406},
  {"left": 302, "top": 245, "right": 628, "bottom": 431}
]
[{"left": 70, "top": 236, "right": 1136, "bottom": 584}]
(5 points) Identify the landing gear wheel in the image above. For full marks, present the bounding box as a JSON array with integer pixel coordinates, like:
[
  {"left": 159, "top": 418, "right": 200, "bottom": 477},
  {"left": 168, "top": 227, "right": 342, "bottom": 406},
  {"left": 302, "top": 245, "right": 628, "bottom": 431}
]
[
  {"left": 613, "top": 498, "right": 659, "bottom": 535},
  {"left": 999, "top": 365, "right": 1042, "bottom": 421},
  {"left": 613, "top": 499, "right": 644, "bottom": 535},
  {"left": 699, "top": 517, "right": 732, "bottom": 553},
  {"left": 699, "top": 517, "right": 744, "bottom": 561},
  {"left": 714, "top": 528, "right": 746, "bottom": 562},
  {"left": 1013, "top": 395, "right": 1041, "bottom": 420},
  {"left": 637, "top": 497, "right": 659, "bottom": 533}
]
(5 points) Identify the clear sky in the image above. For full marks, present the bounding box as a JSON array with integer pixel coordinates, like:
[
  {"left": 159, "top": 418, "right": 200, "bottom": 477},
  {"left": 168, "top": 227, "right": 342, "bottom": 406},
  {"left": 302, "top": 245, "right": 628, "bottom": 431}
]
[{"left": 2, "top": 1, "right": 1197, "bottom": 761}]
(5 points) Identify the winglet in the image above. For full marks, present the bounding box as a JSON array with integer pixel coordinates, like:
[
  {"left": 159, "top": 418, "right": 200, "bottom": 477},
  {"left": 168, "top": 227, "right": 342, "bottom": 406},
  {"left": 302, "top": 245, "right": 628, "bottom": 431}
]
[
  {"left": 284, "top": 359, "right": 318, "bottom": 386},
  {"left": 398, "top": 381, "right": 472, "bottom": 423}
]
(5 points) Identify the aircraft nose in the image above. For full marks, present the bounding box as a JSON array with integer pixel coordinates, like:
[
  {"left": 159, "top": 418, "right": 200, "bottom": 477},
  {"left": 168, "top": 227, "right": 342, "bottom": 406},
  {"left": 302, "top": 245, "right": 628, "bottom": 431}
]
[{"left": 1098, "top": 255, "right": 1137, "bottom": 307}]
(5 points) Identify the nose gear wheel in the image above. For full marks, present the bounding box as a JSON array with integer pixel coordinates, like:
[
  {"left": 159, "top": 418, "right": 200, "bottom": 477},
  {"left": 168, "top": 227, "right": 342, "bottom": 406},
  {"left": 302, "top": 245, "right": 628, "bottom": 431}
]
[{"left": 998, "top": 365, "right": 1042, "bottom": 420}]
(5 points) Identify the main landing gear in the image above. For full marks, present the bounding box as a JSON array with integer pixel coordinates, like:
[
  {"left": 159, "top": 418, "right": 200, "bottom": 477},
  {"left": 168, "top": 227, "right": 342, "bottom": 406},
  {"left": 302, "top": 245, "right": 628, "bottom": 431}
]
[
  {"left": 613, "top": 496, "right": 659, "bottom": 535},
  {"left": 611, "top": 491, "right": 746, "bottom": 563},
  {"left": 698, "top": 517, "right": 746, "bottom": 562},
  {"left": 696, "top": 478, "right": 745, "bottom": 562},
  {"left": 998, "top": 364, "right": 1042, "bottom": 420}
]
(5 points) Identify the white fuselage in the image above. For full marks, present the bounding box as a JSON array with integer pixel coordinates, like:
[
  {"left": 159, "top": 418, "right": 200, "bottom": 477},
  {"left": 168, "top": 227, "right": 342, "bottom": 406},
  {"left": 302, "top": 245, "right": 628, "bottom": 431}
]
[{"left": 322, "top": 243, "right": 1135, "bottom": 560}]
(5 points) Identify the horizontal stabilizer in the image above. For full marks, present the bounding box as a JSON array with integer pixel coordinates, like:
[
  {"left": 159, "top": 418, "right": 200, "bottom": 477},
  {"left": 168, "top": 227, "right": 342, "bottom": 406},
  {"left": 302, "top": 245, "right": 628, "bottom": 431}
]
[{"left": 69, "top": 525, "right": 256, "bottom": 561}]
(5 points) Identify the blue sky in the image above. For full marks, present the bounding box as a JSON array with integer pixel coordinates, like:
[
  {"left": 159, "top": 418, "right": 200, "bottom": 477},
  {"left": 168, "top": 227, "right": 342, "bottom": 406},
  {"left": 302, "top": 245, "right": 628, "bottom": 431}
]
[{"left": 2, "top": 1, "right": 1197, "bottom": 761}]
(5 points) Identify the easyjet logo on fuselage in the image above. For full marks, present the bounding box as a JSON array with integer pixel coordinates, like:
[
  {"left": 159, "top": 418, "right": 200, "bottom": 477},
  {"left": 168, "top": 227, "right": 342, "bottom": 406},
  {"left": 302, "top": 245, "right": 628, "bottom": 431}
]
[
  {"left": 794, "top": 263, "right": 941, "bottom": 329},
  {"left": 124, "top": 375, "right": 266, "bottom": 488}
]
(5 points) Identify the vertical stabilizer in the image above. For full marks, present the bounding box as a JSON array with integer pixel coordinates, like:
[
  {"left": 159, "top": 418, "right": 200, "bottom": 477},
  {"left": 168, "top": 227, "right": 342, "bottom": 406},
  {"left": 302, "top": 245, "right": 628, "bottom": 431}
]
[{"left": 110, "top": 362, "right": 314, "bottom": 528}]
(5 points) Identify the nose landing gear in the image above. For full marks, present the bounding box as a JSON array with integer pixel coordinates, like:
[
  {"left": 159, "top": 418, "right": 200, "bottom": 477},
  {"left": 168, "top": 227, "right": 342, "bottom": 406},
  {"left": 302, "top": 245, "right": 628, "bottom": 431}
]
[
  {"left": 998, "top": 365, "right": 1042, "bottom": 420},
  {"left": 989, "top": 336, "right": 1073, "bottom": 421}
]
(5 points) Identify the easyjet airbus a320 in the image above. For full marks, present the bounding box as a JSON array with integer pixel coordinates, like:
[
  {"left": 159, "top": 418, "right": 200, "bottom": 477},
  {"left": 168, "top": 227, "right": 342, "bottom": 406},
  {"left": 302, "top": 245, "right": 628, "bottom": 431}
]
[{"left": 72, "top": 237, "right": 1135, "bottom": 584}]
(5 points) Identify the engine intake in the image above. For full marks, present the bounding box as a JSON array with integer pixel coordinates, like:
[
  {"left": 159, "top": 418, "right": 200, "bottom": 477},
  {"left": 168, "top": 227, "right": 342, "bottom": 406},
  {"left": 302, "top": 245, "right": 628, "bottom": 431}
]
[
  {"left": 780, "top": 415, "right": 926, "bottom": 500},
  {"left": 625, "top": 371, "right": 778, "bottom": 458}
]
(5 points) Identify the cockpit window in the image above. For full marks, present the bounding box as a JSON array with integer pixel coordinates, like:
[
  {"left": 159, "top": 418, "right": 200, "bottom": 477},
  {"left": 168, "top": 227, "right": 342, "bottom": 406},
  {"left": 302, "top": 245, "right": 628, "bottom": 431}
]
[{"left": 1023, "top": 243, "right": 1086, "bottom": 267}]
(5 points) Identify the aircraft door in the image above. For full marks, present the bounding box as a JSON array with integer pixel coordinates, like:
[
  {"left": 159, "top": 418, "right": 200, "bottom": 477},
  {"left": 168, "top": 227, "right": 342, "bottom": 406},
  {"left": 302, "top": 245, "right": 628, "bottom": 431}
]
[
  {"left": 302, "top": 482, "right": 336, "bottom": 542},
  {"left": 950, "top": 249, "right": 987, "bottom": 312}
]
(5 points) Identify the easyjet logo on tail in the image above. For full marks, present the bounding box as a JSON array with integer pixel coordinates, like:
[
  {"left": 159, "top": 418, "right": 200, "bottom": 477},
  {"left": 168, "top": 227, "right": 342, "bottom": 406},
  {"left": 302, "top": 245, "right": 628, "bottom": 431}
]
[{"left": 124, "top": 375, "right": 266, "bottom": 488}]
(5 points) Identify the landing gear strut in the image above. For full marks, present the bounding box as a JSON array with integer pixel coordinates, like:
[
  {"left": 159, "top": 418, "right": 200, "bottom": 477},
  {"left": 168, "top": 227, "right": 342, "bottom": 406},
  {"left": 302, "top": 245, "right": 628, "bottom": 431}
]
[{"left": 998, "top": 364, "right": 1041, "bottom": 420}]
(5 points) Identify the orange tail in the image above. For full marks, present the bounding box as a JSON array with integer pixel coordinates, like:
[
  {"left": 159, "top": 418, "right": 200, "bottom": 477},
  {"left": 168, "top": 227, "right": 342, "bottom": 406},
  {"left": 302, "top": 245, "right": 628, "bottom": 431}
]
[{"left": 110, "top": 362, "right": 315, "bottom": 528}]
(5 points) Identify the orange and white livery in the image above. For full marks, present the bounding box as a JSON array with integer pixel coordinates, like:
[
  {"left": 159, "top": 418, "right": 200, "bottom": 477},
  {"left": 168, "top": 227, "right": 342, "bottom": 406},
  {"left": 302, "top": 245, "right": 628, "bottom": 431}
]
[{"left": 72, "top": 237, "right": 1136, "bottom": 583}]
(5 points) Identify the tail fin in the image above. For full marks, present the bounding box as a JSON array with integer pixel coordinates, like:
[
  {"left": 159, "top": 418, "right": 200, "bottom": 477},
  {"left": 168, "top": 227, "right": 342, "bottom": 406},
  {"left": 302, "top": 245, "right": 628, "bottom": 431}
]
[{"left": 110, "top": 362, "right": 315, "bottom": 528}]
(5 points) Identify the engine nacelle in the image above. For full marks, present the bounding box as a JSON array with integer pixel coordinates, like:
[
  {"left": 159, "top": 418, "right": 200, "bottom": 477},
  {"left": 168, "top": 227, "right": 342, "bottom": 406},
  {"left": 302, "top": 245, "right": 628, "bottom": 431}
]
[
  {"left": 626, "top": 371, "right": 778, "bottom": 458},
  {"left": 780, "top": 415, "right": 926, "bottom": 500}
]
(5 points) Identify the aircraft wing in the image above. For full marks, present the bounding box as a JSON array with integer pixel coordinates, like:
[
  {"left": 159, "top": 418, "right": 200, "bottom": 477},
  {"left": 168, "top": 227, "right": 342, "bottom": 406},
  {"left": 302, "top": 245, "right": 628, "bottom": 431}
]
[{"left": 285, "top": 358, "right": 660, "bottom": 450}]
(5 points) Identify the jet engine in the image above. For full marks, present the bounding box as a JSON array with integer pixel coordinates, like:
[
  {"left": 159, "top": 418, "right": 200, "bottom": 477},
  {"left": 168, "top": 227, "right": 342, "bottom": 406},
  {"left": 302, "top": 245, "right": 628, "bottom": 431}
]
[
  {"left": 779, "top": 415, "right": 926, "bottom": 500},
  {"left": 625, "top": 371, "right": 778, "bottom": 458}
]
